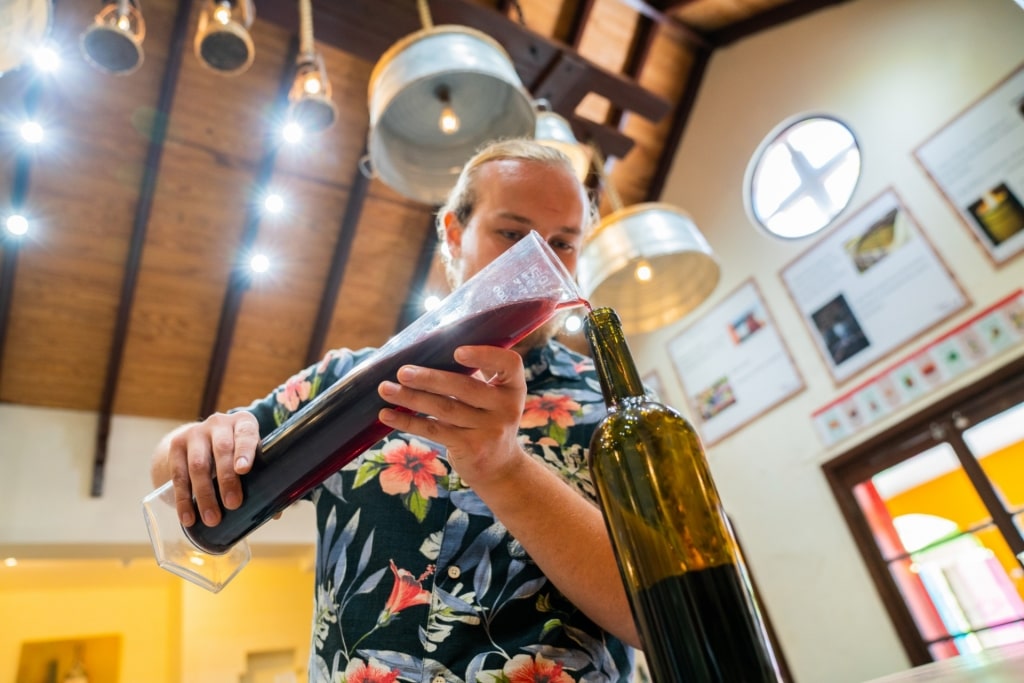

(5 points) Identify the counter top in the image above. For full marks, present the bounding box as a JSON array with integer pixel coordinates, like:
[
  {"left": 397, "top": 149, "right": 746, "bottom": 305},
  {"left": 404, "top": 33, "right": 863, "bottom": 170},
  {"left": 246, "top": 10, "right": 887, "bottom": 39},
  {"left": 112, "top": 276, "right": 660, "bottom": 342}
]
[{"left": 866, "top": 642, "right": 1024, "bottom": 682}]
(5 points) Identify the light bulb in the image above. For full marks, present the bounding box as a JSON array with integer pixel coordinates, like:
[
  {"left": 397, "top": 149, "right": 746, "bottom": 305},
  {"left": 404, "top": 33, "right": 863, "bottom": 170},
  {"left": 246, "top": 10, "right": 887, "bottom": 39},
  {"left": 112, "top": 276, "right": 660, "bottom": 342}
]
[
  {"left": 19, "top": 121, "right": 43, "bottom": 144},
  {"left": 213, "top": 2, "right": 232, "bottom": 24},
  {"left": 439, "top": 105, "right": 460, "bottom": 135},
  {"left": 423, "top": 295, "right": 441, "bottom": 311},
  {"left": 634, "top": 260, "right": 653, "bottom": 282},
  {"left": 263, "top": 193, "right": 284, "bottom": 214},
  {"left": 33, "top": 45, "right": 60, "bottom": 72},
  {"left": 282, "top": 121, "right": 304, "bottom": 144},
  {"left": 117, "top": 13, "right": 131, "bottom": 31},
  {"left": 303, "top": 75, "right": 322, "bottom": 95},
  {"left": 3, "top": 557, "right": 16, "bottom": 567},
  {"left": 5, "top": 215, "right": 28, "bottom": 236},
  {"left": 564, "top": 314, "right": 583, "bottom": 333},
  {"left": 250, "top": 253, "right": 270, "bottom": 273}
]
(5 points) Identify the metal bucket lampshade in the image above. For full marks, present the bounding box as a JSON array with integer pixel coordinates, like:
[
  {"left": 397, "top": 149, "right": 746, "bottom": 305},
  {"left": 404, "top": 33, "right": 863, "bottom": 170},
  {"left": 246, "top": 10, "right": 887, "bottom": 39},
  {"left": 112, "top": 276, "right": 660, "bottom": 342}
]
[
  {"left": 367, "top": 24, "right": 536, "bottom": 204},
  {"left": 1, "top": 0, "right": 52, "bottom": 74},
  {"left": 80, "top": 0, "right": 146, "bottom": 75},
  {"left": 194, "top": 0, "right": 255, "bottom": 76},
  {"left": 578, "top": 202, "right": 721, "bottom": 335}
]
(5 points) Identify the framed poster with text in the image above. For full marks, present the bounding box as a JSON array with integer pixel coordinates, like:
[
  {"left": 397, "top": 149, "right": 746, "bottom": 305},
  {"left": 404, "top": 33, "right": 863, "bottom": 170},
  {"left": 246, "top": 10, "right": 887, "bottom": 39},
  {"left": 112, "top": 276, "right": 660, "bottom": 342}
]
[
  {"left": 668, "top": 279, "right": 804, "bottom": 446},
  {"left": 914, "top": 62, "right": 1024, "bottom": 267},
  {"left": 780, "top": 188, "right": 969, "bottom": 385}
]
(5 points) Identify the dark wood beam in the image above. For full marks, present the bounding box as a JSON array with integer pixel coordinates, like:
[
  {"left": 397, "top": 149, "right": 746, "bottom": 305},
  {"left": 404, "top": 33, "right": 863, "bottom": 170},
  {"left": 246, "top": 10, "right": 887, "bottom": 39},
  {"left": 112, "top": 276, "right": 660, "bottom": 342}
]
[
  {"left": 646, "top": 43, "right": 711, "bottom": 201},
  {"left": 199, "top": 39, "right": 300, "bottom": 419},
  {"left": 564, "top": 0, "right": 596, "bottom": 50},
  {"left": 304, "top": 143, "right": 372, "bottom": 366},
  {"left": 396, "top": 217, "right": 441, "bottom": 333},
  {"left": 0, "top": 78, "right": 38, "bottom": 393},
  {"left": 606, "top": 14, "right": 656, "bottom": 130},
  {"left": 708, "top": 0, "right": 854, "bottom": 47},
  {"left": 91, "top": 0, "right": 194, "bottom": 497}
]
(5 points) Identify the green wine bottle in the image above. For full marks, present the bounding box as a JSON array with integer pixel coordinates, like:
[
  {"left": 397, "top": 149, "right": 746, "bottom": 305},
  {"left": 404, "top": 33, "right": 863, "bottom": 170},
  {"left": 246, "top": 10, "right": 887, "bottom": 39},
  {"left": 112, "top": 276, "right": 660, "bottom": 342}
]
[{"left": 585, "top": 307, "right": 780, "bottom": 683}]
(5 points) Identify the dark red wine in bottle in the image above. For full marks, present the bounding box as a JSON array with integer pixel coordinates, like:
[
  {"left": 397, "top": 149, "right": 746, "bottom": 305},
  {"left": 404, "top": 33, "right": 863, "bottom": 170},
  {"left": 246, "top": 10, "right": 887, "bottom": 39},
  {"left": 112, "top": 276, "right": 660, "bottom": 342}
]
[
  {"left": 184, "top": 296, "right": 566, "bottom": 554},
  {"left": 585, "top": 307, "right": 780, "bottom": 683}
]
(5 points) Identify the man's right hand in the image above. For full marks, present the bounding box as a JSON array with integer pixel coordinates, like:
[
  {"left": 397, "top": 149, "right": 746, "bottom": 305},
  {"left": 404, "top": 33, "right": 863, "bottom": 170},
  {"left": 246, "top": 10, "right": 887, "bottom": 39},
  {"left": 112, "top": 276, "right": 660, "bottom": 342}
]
[{"left": 153, "top": 411, "right": 260, "bottom": 528}]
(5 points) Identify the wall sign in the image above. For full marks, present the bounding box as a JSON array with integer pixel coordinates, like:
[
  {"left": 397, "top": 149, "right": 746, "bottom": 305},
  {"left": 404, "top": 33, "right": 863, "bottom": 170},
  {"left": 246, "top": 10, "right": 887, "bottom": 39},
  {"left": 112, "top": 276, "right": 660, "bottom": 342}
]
[
  {"left": 668, "top": 279, "right": 805, "bottom": 446},
  {"left": 780, "top": 188, "right": 969, "bottom": 385},
  {"left": 812, "top": 290, "right": 1024, "bottom": 447},
  {"left": 914, "top": 62, "right": 1024, "bottom": 267}
]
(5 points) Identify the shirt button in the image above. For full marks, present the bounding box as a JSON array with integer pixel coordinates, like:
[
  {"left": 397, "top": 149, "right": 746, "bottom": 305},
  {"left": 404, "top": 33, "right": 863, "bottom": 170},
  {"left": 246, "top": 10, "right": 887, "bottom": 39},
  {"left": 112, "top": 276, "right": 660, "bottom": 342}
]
[
  {"left": 432, "top": 676, "right": 446, "bottom": 683},
  {"left": 447, "top": 565, "right": 461, "bottom": 579}
]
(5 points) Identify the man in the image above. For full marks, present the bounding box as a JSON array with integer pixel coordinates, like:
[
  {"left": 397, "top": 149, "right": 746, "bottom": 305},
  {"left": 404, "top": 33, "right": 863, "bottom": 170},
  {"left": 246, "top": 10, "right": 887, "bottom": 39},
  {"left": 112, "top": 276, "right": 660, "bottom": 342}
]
[{"left": 152, "top": 138, "right": 641, "bottom": 682}]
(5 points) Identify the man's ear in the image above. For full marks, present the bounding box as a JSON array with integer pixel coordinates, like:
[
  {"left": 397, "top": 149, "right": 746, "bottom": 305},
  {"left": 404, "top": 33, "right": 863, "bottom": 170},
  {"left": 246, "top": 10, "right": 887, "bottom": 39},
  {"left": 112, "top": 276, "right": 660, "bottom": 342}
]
[{"left": 443, "top": 211, "right": 463, "bottom": 259}]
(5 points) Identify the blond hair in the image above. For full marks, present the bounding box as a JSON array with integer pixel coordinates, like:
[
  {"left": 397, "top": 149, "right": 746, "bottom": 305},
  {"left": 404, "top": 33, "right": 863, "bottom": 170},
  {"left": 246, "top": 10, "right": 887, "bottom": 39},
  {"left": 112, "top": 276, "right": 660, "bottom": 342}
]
[{"left": 435, "top": 138, "right": 597, "bottom": 281}]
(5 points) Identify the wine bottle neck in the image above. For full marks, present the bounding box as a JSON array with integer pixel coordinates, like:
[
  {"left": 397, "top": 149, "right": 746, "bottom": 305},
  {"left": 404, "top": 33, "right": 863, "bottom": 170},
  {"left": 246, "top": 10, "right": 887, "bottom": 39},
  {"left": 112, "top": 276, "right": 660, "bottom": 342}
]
[{"left": 585, "top": 307, "right": 646, "bottom": 405}]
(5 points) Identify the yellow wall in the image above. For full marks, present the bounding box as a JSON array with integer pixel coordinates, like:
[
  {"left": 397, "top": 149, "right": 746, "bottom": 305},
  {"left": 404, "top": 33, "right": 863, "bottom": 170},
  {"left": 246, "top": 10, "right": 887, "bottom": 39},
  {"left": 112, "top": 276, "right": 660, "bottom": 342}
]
[
  {"left": 0, "top": 572, "right": 179, "bottom": 683},
  {"left": 0, "top": 558, "right": 312, "bottom": 683}
]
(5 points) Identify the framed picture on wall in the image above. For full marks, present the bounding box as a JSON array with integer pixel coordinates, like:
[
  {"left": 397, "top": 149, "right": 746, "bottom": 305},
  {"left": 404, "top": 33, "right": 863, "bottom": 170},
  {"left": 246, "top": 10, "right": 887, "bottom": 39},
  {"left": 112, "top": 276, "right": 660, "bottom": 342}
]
[
  {"left": 779, "top": 188, "right": 969, "bottom": 385},
  {"left": 914, "top": 62, "right": 1024, "bottom": 267},
  {"left": 667, "top": 279, "right": 805, "bottom": 447}
]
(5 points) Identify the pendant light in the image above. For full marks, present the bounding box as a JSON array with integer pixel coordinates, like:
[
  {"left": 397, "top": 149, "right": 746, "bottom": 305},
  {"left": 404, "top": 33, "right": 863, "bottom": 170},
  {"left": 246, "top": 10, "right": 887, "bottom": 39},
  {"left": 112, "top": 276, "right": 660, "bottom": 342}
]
[
  {"left": 366, "top": 0, "right": 536, "bottom": 204},
  {"left": 194, "top": 0, "right": 255, "bottom": 76},
  {"left": 533, "top": 102, "right": 592, "bottom": 182},
  {"left": 80, "top": 0, "right": 145, "bottom": 75},
  {"left": 578, "top": 147, "right": 721, "bottom": 335},
  {"left": 286, "top": 0, "right": 337, "bottom": 134}
]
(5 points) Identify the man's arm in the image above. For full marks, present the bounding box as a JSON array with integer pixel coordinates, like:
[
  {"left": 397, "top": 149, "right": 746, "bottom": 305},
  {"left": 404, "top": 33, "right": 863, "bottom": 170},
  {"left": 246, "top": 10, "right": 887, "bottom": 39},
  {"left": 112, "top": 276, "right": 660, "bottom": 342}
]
[{"left": 377, "top": 344, "right": 641, "bottom": 647}]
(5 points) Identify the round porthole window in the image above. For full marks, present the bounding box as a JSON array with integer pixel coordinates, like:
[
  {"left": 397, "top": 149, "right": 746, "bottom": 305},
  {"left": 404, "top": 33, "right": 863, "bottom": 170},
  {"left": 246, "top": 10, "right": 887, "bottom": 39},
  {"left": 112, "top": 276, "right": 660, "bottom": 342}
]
[{"left": 745, "top": 115, "right": 861, "bottom": 239}]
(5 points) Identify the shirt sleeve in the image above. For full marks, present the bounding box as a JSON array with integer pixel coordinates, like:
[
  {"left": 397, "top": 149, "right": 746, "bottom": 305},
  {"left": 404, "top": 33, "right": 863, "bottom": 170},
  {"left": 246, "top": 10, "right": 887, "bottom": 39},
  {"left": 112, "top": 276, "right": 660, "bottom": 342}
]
[{"left": 232, "top": 347, "right": 377, "bottom": 439}]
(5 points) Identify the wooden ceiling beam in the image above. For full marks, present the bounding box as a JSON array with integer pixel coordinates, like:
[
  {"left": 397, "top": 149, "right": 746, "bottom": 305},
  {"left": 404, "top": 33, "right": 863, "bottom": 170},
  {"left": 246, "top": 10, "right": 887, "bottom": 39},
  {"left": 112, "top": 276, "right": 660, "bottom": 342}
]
[
  {"left": 91, "top": 0, "right": 195, "bottom": 497},
  {"left": 199, "top": 38, "right": 300, "bottom": 419},
  {"left": 646, "top": 43, "right": 710, "bottom": 201},
  {"left": 0, "top": 78, "right": 38, "bottom": 393},
  {"left": 395, "top": 216, "right": 441, "bottom": 333},
  {"left": 304, "top": 143, "right": 372, "bottom": 366}
]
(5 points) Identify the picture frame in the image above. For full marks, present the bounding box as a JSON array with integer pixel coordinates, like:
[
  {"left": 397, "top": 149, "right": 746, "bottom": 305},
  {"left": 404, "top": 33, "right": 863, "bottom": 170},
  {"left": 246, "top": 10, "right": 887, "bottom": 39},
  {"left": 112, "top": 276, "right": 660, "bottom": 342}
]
[
  {"left": 914, "top": 62, "right": 1024, "bottom": 267},
  {"left": 779, "top": 188, "right": 969, "bottom": 385},
  {"left": 668, "top": 279, "right": 805, "bottom": 446}
]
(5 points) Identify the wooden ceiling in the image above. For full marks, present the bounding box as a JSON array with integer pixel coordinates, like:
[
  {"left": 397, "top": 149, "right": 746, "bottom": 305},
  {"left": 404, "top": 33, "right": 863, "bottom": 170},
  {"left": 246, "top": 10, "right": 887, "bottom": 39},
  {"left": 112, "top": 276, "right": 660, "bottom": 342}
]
[{"left": 0, "top": 0, "right": 848, "bottom": 493}]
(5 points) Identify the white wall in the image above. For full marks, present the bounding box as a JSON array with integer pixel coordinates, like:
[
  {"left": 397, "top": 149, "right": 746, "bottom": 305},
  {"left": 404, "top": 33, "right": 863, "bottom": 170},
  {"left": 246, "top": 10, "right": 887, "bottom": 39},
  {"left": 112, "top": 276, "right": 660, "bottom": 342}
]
[
  {"left": 0, "top": 404, "right": 316, "bottom": 555},
  {"left": 642, "top": 0, "right": 1024, "bottom": 681}
]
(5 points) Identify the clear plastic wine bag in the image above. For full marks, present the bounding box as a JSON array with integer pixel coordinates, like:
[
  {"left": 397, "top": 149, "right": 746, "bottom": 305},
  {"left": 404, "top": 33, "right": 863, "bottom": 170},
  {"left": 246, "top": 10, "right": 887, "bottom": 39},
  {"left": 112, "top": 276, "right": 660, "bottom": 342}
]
[{"left": 143, "top": 230, "right": 584, "bottom": 592}]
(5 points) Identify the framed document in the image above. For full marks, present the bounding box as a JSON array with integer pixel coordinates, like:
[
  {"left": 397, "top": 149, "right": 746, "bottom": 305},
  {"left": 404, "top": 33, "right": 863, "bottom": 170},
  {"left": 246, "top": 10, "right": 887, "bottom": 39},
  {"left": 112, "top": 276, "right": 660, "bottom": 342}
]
[
  {"left": 668, "top": 279, "right": 804, "bottom": 446},
  {"left": 914, "top": 62, "right": 1024, "bottom": 266},
  {"left": 780, "top": 188, "right": 969, "bottom": 384}
]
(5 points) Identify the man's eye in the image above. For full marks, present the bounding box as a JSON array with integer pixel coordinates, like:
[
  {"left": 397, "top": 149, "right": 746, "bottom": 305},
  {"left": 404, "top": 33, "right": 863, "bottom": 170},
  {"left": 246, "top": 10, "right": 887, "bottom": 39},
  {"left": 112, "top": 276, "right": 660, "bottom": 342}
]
[
  {"left": 500, "top": 230, "right": 524, "bottom": 241},
  {"left": 551, "top": 240, "right": 575, "bottom": 252}
]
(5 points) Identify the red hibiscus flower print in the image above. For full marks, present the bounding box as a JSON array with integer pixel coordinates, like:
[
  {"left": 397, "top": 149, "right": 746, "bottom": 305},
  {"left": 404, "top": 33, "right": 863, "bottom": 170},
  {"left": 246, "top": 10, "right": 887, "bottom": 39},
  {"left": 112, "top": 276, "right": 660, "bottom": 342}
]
[
  {"left": 275, "top": 372, "right": 312, "bottom": 412},
  {"left": 377, "top": 560, "right": 434, "bottom": 626},
  {"left": 343, "top": 657, "right": 400, "bottom": 683},
  {"left": 520, "top": 393, "right": 581, "bottom": 429},
  {"left": 379, "top": 438, "right": 446, "bottom": 498},
  {"left": 503, "top": 654, "right": 576, "bottom": 683}
]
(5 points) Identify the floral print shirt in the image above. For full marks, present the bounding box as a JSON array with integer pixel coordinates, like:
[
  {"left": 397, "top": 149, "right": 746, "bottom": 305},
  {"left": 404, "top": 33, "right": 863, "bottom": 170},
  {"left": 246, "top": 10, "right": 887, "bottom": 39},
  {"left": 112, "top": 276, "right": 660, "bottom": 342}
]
[{"left": 242, "top": 339, "right": 634, "bottom": 683}]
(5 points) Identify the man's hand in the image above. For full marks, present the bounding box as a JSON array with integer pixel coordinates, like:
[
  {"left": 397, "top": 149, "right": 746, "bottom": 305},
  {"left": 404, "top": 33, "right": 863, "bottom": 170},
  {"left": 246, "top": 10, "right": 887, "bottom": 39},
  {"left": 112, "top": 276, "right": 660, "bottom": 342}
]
[
  {"left": 153, "top": 411, "right": 260, "bottom": 527},
  {"left": 376, "top": 344, "right": 528, "bottom": 486}
]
